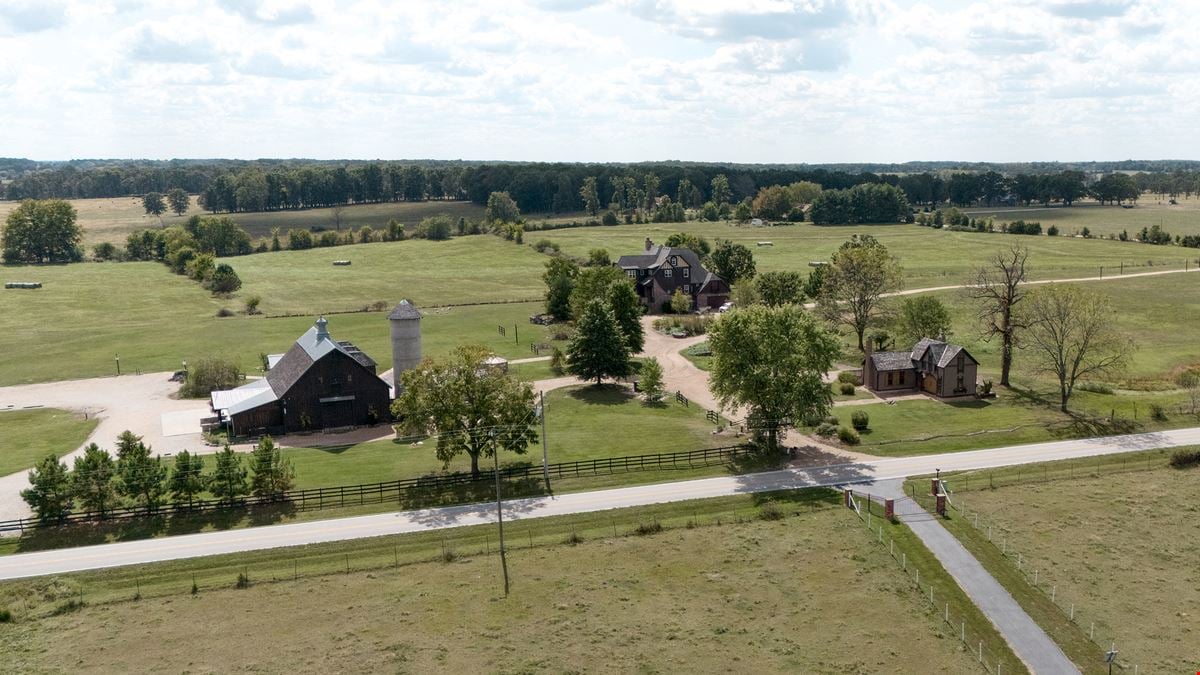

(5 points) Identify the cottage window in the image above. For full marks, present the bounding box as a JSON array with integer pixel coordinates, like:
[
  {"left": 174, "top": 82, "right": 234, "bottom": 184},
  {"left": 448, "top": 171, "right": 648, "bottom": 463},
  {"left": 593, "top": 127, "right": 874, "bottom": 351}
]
[
  {"left": 682, "top": 268, "right": 690, "bottom": 278},
  {"left": 682, "top": 284, "right": 690, "bottom": 293},
  {"left": 670, "top": 255, "right": 678, "bottom": 266},
  {"left": 627, "top": 270, "right": 636, "bottom": 278},
  {"left": 664, "top": 269, "right": 672, "bottom": 278},
  {"left": 347, "top": 374, "right": 352, "bottom": 383},
  {"left": 886, "top": 372, "right": 893, "bottom": 386}
]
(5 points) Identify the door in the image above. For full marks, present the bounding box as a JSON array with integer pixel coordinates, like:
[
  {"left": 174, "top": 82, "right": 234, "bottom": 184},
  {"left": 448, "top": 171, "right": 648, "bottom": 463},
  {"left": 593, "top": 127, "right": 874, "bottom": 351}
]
[{"left": 922, "top": 373, "right": 937, "bottom": 394}]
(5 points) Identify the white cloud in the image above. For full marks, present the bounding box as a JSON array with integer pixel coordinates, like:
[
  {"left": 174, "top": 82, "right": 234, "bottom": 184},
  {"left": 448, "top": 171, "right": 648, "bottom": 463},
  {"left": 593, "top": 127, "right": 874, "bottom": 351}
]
[{"left": 1, "top": 0, "right": 1199, "bottom": 161}]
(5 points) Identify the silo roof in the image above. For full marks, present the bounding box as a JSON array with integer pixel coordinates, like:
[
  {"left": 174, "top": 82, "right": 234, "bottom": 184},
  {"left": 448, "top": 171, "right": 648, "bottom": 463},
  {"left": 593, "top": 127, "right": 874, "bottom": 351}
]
[{"left": 388, "top": 300, "right": 421, "bottom": 320}]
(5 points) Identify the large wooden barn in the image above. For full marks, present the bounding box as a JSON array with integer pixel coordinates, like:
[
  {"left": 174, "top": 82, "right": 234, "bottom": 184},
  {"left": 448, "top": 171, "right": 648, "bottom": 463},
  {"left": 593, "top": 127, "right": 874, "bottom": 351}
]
[{"left": 211, "top": 316, "right": 391, "bottom": 437}]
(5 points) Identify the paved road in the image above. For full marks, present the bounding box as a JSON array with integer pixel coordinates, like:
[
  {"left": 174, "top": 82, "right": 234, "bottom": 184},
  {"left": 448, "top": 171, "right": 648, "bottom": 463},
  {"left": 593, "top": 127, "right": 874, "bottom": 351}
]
[
  {"left": 874, "top": 480, "right": 1079, "bottom": 674},
  {"left": 3, "top": 426, "right": 1197, "bottom": 581}
]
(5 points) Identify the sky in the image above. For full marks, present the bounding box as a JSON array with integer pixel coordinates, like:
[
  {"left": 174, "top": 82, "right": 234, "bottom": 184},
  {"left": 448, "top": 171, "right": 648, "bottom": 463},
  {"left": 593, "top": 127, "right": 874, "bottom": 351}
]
[{"left": 1, "top": 0, "right": 1197, "bottom": 163}]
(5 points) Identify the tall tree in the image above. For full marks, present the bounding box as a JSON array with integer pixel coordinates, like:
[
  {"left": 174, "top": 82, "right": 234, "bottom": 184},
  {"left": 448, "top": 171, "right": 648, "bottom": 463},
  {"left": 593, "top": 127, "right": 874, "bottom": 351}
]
[
  {"left": 607, "top": 279, "right": 645, "bottom": 352},
  {"left": 817, "top": 234, "right": 902, "bottom": 351},
  {"left": 896, "top": 296, "right": 952, "bottom": 344},
  {"left": 966, "top": 244, "right": 1029, "bottom": 386},
  {"left": 115, "top": 431, "right": 167, "bottom": 513},
  {"left": 393, "top": 345, "right": 538, "bottom": 478},
  {"left": 708, "top": 305, "right": 840, "bottom": 451},
  {"left": 166, "top": 188, "right": 190, "bottom": 216},
  {"left": 543, "top": 256, "right": 579, "bottom": 321},
  {"left": 72, "top": 444, "right": 118, "bottom": 517},
  {"left": 142, "top": 192, "right": 167, "bottom": 217},
  {"left": 664, "top": 232, "right": 711, "bottom": 256},
  {"left": 710, "top": 174, "right": 732, "bottom": 207},
  {"left": 755, "top": 271, "right": 806, "bottom": 307},
  {"left": 707, "top": 239, "right": 757, "bottom": 285},
  {"left": 167, "top": 450, "right": 207, "bottom": 509},
  {"left": 485, "top": 191, "right": 521, "bottom": 224},
  {"left": 21, "top": 454, "right": 73, "bottom": 523},
  {"left": 1022, "top": 286, "right": 1132, "bottom": 412},
  {"left": 209, "top": 444, "right": 248, "bottom": 504},
  {"left": 579, "top": 176, "right": 600, "bottom": 216},
  {"left": 1, "top": 199, "right": 82, "bottom": 263},
  {"left": 248, "top": 436, "right": 295, "bottom": 499},
  {"left": 567, "top": 299, "right": 632, "bottom": 384}
]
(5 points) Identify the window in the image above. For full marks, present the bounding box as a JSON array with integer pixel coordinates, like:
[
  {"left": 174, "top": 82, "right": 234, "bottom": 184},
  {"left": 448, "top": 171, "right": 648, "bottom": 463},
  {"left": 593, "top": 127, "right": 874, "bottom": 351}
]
[
  {"left": 664, "top": 269, "right": 672, "bottom": 278},
  {"left": 669, "top": 255, "right": 678, "bottom": 266},
  {"left": 627, "top": 270, "right": 636, "bottom": 278},
  {"left": 886, "top": 371, "right": 893, "bottom": 386},
  {"left": 682, "top": 268, "right": 690, "bottom": 278},
  {"left": 346, "top": 374, "right": 352, "bottom": 383},
  {"left": 682, "top": 284, "right": 690, "bottom": 293}
]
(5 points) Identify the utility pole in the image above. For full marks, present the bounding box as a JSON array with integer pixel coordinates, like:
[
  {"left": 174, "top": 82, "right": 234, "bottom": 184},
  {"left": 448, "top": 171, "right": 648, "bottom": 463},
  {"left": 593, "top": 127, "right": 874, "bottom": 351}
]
[
  {"left": 491, "top": 433, "right": 510, "bottom": 596},
  {"left": 539, "top": 391, "right": 550, "bottom": 493}
]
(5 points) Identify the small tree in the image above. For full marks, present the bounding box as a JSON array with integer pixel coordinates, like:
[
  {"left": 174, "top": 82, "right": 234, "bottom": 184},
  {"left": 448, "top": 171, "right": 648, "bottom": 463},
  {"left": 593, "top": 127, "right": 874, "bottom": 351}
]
[
  {"left": 167, "top": 450, "right": 207, "bottom": 509},
  {"left": 209, "top": 444, "right": 248, "bottom": 504},
  {"left": 567, "top": 299, "right": 632, "bottom": 384},
  {"left": 707, "top": 239, "right": 757, "bottom": 285},
  {"left": 142, "top": 192, "right": 167, "bottom": 217},
  {"left": 639, "top": 357, "right": 665, "bottom": 401},
  {"left": 896, "top": 295, "right": 952, "bottom": 344},
  {"left": 1177, "top": 371, "right": 1200, "bottom": 414},
  {"left": 543, "top": 256, "right": 579, "bottom": 321},
  {"left": 1023, "top": 285, "right": 1133, "bottom": 412},
  {"left": 485, "top": 191, "right": 521, "bottom": 224},
  {"left": 166, "top": 188, "right": 190, "bottom": 216},
  {"left": 206, "top": 263, "right": 242, "bottom": 294},
  {"left": 670, "top": 288, "right": 691, "bottom": 314},
  {"left": 116, "top": 431, "right": 167, "bottom": 513},
  {"left": 21, "top": 454, "right": 73, "bottom": 523},
  {"left": 587, "top": 248, "right": 611, "bottom": 267},
  {"left": 181, "top": 357, "right": 243, "bottom": 397},
  {"left": 249, "top": 436, "right": 295, "bottom": 499},
  {"left": 72, "top": 444, "right": 118, "bottom": 518},
  {"left": 755, "top": 270, "right": 805, "bottom": 307},
  {"left": 244, "top": 294, "right": 261, "bottom": 315}
]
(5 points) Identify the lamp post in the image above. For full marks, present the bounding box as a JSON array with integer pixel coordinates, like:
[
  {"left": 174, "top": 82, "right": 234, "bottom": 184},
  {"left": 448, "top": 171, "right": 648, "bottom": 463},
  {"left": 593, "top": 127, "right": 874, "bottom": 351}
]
[{"left": 490, "top": 430, "right": 510, "bottom": 596}]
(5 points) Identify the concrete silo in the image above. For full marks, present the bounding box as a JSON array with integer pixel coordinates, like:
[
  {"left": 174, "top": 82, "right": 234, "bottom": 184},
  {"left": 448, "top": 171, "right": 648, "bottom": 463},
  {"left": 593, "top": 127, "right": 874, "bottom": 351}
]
[{"left": 388, "top": 299, "right": 422, "bottom": 392}]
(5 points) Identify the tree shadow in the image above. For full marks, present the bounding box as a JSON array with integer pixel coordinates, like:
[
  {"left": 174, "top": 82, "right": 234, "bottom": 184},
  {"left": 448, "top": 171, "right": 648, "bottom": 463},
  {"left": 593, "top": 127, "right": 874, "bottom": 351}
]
[{"left": 566, "top": 384, "right": 633, "bottom": 406}]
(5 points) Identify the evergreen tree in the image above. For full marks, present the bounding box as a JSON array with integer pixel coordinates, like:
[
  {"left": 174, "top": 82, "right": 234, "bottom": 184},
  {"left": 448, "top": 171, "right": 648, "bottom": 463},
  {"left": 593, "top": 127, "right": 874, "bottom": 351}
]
[
  {"left": 249, "top": 436, "right": 295, "bottom": 499},
  {"left": 168, "top": 450, "right": 207, "bottom": 509},
  {"left": 543, "top": 256, "right": 579, "bottom": 321},
  {"left": 209, "top": 445, "right": 248, "bottom": 504},
  {"left": 115, "top": 430, "right": 167, "bottom": 512},
  {"left": 21, "top": 454, "right": 73, "bottom": 523},
  {"left": 567, "top": 299, "right": 631, "bottom": 384},
  {"left": 72, "top": 444, "right": 118, "bottom": 517}
]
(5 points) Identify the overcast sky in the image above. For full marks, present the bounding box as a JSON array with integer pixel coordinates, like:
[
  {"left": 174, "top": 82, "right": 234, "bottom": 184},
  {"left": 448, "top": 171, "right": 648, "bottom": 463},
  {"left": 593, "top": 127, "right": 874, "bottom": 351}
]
[{"left": 2, "top": 0, "right": 1196, "bottom": 163}]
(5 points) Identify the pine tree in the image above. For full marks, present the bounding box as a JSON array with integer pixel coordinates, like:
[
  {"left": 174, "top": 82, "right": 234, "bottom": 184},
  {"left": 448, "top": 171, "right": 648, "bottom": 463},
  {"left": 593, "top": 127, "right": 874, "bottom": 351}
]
[
  {"left": 72, "top": 444, "right": 118, "bottom": 517},
  {"left": 115, "top": 430, "right": 167, "bottom": 512},
  {"left": 567, "top": 299, "right": 631, "bottom": 384},
  {"left": 249, "top": 436, "right": 295, "bottom": 499},
  {"left": 167, "top": 450, "right": 207, "bottom": 509},
  {"left": 21, "top": 454, "right": 73, "bottom": 523},
  {"left": 209, "top": 445, "right": 248, "bottom": 504}
]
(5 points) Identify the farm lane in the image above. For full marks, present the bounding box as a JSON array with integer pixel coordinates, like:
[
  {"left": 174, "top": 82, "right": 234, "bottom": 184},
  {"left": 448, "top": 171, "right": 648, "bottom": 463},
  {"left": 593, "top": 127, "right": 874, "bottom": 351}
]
[{"left": 4, "top": 425, "right": 1198, "bottom": 580}]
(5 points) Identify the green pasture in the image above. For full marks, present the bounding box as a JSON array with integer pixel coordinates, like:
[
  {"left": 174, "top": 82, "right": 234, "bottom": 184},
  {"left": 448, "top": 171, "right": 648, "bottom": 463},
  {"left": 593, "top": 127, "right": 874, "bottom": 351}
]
[
  {"left": 0, "top": 408, "right": 97, "bottom": 476},
  {"left": 964, "top": 195, "right": 1200, "bottom": 238}
]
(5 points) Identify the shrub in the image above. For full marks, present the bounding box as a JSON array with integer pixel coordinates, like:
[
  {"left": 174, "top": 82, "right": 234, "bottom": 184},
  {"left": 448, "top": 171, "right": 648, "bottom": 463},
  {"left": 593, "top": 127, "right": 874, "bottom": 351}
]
[
  {"left": 634, "top": 520, "right": 663, "bottom": 535},
  {"left": 823, "top": 416, "right": 839, "bottom": 426},
  {"left": 1150, "top": 404, "right": 1168, "bottom": 421},
  {"left": 1047, "top": 225, "right": 1060, "bottom": 236},
  {"left": 980, "top": 380, "right": 994, "bottom": 396},
  {"left": 1077, "top": 381, "right": 1113, "bottom": 395},
  {"left": 244, "top": 295, "right": 261, "bottom": 315},
  {"left": 550, "top": 347, "right": 565, "bottom": 375},
  {"left": 533, "top": 239, "right": 560, "bottom": 254},
  {"left": 851, "top": 410, "right": 869, "bottom": 430},
  {"left": 206, "top": 264, "right": 242, "bottom": 294},
  {"left": 1169, "top": 448, "right": 1200, "bottom": 468},
  {"left": 836, "top": 371, "right": 861, "bottom": 385},
  {"left": 92, "top": 242, "right": 119, "bottom": 261},
  {"left": 236, "top": 572, "right": 250, "bottom": 589},
  {"left": 564, "top": 531, "right": 584, "bottom": 545},
  {"left": 601, "top": 211, "right": 620, "bottom": 226},
  {"left": 814, "top": 422, "right": 838, "bottom": 438},
  {"left": 839, "top": 382, "right": 855, "bottom": 396},
  {"left": 758, "top": 501, "right": 785, "bottom": 521},
  {"left": 181, "top": 357, "right": 244, "bottom": 397},
  {"left": 215, "top": 307, "right": 235, "bottom": 318},
  {"left": 837, "top": 426, "right": 860, "bottom": 445},
  {"left": 288, "top": 229, "right": 314, "bottom": 250}
]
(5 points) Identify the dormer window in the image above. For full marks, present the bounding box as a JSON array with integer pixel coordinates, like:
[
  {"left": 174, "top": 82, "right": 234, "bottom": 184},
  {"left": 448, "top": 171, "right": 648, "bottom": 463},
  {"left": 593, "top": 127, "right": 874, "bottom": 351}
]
[{"left": 669, "top": 255, "right": 678, "bottom": 266}]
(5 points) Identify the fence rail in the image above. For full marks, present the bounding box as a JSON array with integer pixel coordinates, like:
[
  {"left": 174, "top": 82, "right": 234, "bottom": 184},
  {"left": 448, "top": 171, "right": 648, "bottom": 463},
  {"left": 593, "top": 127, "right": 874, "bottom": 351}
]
[{"left": 0, "top": 444, "right": 751, "bottom": 535}]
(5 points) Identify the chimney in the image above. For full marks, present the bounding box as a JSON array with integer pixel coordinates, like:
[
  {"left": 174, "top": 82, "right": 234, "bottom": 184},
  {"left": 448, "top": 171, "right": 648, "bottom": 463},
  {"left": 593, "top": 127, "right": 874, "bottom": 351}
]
[
  {"left": 644, "top": 237, "right": 653, "bottom": 251},
  {"left": 315, "top": 316, "right": 330, "bottom": 341}
]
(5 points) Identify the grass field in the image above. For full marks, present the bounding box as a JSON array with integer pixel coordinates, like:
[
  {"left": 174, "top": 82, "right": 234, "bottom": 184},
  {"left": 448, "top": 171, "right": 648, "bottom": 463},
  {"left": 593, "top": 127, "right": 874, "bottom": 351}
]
[
  {"left": 965, "top": 195, "right": 1200, "bottom": 238},
  {"left": 909, "top": 453, "right": 1198, "bottom": 674},
  {"left": 0, "top": 491, "right": 983, "bottom": 673},
  {"left": 0, "top": 196, "right": 487, "bottom": 245},
  {"left": 0, "top": 409, "right": 97, "bottom": 476}
]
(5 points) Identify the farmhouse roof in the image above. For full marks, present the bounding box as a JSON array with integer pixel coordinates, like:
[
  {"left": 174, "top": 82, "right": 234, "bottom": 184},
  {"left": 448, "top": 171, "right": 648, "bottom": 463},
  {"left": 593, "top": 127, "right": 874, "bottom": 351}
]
[
  {"left": 912, "top": 338, "right": 976, "bottom": 368},
  {"left": 616, "top": 245, "right": 717, "bottom": 279},
  {"left": 388, "top": 299, "right": 421, "bottom": 320},
  {"left": 869, "top": 351, "right": 915, "bottom": 371}
]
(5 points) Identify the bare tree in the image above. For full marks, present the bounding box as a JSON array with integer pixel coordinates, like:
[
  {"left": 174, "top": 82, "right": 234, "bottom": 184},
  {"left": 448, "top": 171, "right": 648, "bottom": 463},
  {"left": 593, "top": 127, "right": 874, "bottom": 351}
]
[
  {"left": 966, "top": 244, "right": 1029, "bottom": 386},
  {"left": 1022, "top": 285, "right": 1132, "bottom": 412},
  {"left": 332, "top": 204, "right": 345, "bottom": 231}
]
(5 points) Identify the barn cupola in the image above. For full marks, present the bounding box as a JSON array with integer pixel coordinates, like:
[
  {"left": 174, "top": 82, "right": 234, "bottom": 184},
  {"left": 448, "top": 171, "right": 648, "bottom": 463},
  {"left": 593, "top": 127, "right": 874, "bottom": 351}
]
[{"left": 315, "top": 315, "right": 330, "bottom": 341}]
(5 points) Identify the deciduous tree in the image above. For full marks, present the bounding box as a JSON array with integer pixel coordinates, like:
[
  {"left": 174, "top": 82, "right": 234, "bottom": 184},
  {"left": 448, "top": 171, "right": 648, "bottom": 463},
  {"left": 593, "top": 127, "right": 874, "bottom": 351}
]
[
  {"left": 755, "top": 271, "right": 805, "bottom": 307},
  {"left": 707, "top": 239, "right": 756, "bottom": 285},
  {"left": 485, "top": 191, "right": 521, "bottom": 224},
  {"left": 2, "top": 199, "right": 83, "bottom": 263},
  {"left": 639, "top": 357, "right": 665, "bottom": 401},
  {"left": 579, "top": 176, "right": 600, "bottom": 216},
  {"left": 543, "top": 256, "right": 579, "bottom": 321},
  {"left": 708, "top": 305, "right": 840, "bottom": 451},
  {"left": 142, "top": 192, "right": 167, "bottom": 217},
  {"left": 670, "top": 288, "right": 691, "bottom": 314},
  {"left": 966, "top": 244, "right": 1029, "bottom": 386},
  {"left": 393, "top": 345, "right": 538, "bottom": 478},
  {"left": 166, "top": 188, "right": 190, "bottom": 216},
  {"left": 896, "top": 296, "right": 952, "bottom": 344},
  {"left": 1022, "top": 285, "right": 1132, "bottom": 412},
  {"left": 567, "top": 299, "right": 632, "bottom": 384},
  {"left": 817, "top": 235, "right": 902, "bottom": 351}
]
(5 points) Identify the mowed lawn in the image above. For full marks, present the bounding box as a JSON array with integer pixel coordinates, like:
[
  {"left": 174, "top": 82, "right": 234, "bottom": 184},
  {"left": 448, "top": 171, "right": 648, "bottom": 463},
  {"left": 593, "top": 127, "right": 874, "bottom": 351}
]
[
  {"left": 227, "top": 235, "right": 547, "bottom": 314},
  {"left": 0, "top": 258, "right": 558, "bottom": 386},
  {"left": 0, "top": 196, "right": 487, "bottom": 245},
  {"left": 965, "top": 195, "right": 1200, "bottom": 238},
  {"left": 0, "top": 500, "right": 980, "bottom": 674},
  {"left": 542, "top": 219, "right": 1199, "bottom": 288},
  {"left": 949, "top": 464, "right": 1200, "bottom": 673},
  {"left": 0, "top": 408, "right": 97, "bottom": 476},
  {"left": 183, "top": 385, "right": 727, "bottom": 491}
]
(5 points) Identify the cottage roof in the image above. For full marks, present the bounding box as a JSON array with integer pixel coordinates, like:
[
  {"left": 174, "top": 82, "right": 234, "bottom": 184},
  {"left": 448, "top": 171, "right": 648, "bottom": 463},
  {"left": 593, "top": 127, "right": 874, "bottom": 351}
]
[
  {"left": 911, "top": 338, "right": 976, "bottom": 368},
  {"left": 870, "top": 351, "right": 915, "bottom": 371}
]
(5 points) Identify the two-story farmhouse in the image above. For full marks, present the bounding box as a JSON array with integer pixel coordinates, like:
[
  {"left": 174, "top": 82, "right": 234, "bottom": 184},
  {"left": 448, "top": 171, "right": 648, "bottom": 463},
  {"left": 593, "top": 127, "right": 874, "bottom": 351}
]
[
  {"left": 864, "top": 338, "right": 979, "bottom": 398},
  {"left": 211, "top": 316, "right": 392, "bottom": 437},
  {"left": 615, "top": 238, "right": 730, "bottom": 312}
]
